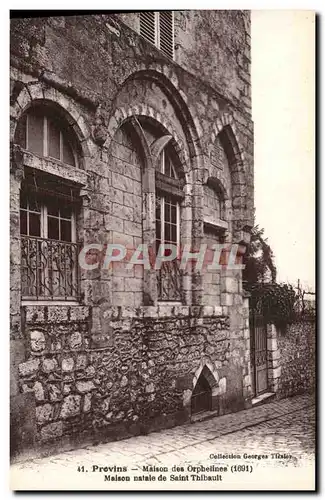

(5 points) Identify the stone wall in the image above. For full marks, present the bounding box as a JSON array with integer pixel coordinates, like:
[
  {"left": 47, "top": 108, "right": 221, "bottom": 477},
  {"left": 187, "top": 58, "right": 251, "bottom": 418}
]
[
  {"left": 10, "top": 12, "right": 255, "bottom": 458},
  {"left": 118, "top": 10, "right": 252, "bottom": 113},
  {"left": 277, "top": 320, "right": 316, "bottom": 398},
  {"left": 13, "top": 304, "right": 250, "bottom": 459}
]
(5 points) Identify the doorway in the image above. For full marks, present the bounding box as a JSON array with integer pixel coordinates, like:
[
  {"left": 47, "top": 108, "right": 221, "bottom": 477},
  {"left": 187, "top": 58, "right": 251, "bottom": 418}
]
[{"left": 191, "top": 371, "right": 212, "bottom": 414}]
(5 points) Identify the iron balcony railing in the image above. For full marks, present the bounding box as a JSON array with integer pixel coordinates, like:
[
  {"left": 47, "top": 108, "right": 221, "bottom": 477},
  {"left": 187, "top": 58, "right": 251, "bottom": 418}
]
[
  {"left": 157, "top": 259, "right": 183, "bottom": 302},
  {"left": 21, "top": 235, "right": 80, "bottom": 301}
]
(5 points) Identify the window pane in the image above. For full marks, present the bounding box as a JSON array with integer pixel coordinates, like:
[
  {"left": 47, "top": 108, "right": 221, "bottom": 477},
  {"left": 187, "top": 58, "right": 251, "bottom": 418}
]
[
  {"left": 171, "top": 204, "right": 176, "bottom": 223},
  {"left": 61, "top": 219, "right": 72, "bottom": 242},
  {"left": 48, "top": 118, "right": 61, "bottom": 160},
  {"left": 20, "top": 192, "right": 27, "bottom": 209},
  {"left": 165, "top": 223, "right": 170, "bottom": 242},
  {"left": 47, "top": 199, "right": 59, "bottom": 217},
  {"left": 163, "top": 200, "right": 168, "bottom": 222},
  {"left": 28, "top": 196, "right": 41, "bottom": 213},
  {"left": 62, "top": 137, "right": 75, "bottom": 166},
  {"left": 29, "top": 212, "right": 41, "bottom": 237},
  {"left": 171, "top": 224, "right": 177, "bottom": 243},
  {"left": 20, "top": 210, "right": 27, "bottom": 235},
  {"left": 48, "top": 216, "right": 60, "bottom": 240},
  {"left": 156, "top": 220, "right": 161, "bottom": 240},
  {"left": 60, "top": 203, "right": 72, "bottom": 220},
  {"left": 27, "top": 112, "right": 44, "bottom": 156}
]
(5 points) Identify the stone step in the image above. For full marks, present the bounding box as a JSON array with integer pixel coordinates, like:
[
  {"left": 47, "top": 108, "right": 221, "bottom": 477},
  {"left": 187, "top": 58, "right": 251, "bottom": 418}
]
[
  {"left": 251, "top": 392, "right": 276, "bottom": 407},
  {"left": 190, "top": 408, "right": 220, "bottom": 424}
]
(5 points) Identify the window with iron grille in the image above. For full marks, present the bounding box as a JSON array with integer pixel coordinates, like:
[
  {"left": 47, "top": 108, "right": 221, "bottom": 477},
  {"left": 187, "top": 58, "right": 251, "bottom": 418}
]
[
  {"left": 20, "top": 180, "right": 80, "bottom": 301},
  {"left": 140, "top": 11, "right": 174, "bottom": 59},
  {"left": 16, "top": 106, "right": 81, "bottom": 301},
  {"left": 155, "top": 148, "right": 183, "bottom": 301}
]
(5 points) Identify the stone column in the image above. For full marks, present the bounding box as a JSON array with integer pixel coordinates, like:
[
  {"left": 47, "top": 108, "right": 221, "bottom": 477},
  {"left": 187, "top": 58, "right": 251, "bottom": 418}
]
[
  {"left": 242, "top": 293, "right": 253, "bottom": 404},
  {"left": 142, "top": 160, "right": 158, "bottom": 305},
  {"left": 10, "top": 144, "right": 24, "bottom": 340},
  {"left": 190, "top": 162, "right": 205, "bottom": 306},
  {"left": 267, "top": 324, "right": 281, "bottom": 393}
]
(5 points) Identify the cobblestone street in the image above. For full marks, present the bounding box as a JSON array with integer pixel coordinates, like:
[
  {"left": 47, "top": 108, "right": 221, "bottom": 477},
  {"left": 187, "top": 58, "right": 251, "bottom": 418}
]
[{"left": 10, "top": 394, "right": 315, "bottom": 491}]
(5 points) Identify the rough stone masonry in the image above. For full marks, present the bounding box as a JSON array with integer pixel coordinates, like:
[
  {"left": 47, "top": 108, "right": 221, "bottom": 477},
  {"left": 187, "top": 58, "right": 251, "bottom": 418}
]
[{"left": 10, "top": 11, "right": 255, "bottom": 459}]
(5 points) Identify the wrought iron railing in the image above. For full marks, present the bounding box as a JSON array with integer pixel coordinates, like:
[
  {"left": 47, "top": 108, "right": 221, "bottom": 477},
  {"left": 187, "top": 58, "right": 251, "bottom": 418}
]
[
  {"left": 21, "top": 236, "right": 80, "bottom": 300},
  {"left": 157, "top": 260, "right": 183, "bottom": 302}
]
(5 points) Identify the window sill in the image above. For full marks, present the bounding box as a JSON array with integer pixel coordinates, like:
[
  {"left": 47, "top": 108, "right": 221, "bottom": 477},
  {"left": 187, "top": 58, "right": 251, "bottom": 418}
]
[
  {"left": 157, "top": 301, "right": 183, "bottom": 305},
  {"left": 204, "top": 219, "right": 228, "bottom": 232},
  {"left": 22, "top": 300, "right": 81, "bottom": 306},
  {"left": 22, "top": 150, "right": 88, "bottom": 187}
]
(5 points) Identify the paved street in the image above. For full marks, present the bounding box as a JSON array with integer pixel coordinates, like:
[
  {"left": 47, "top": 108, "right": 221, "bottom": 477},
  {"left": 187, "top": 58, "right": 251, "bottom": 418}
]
[{"left": 10, "top": 394, "right": 315, "bottom": 491}]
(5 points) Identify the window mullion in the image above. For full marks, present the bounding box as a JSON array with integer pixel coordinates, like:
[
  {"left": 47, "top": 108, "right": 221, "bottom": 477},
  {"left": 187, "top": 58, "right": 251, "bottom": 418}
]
[
  {"left": 71, "top": 211, "right": 77, "bottom": 243},
  {"left": 176, "top": 202, "right": 180, "bottom": 251},
  {"left": 26, "top": 200, "right": 30, "bottom": 236},
  {"left": 42, "top": 204, "right": 48, "bottom": 239},
  {"left": 161, "top": 195, "right": 165, "bottom": 247},
  {"left": 44, "top": 116, "right": 48, "bottom": 157},
  {"left": 26, "top": 114, "right": 29, "bottom": 151},
  {"left": 59, "top": 130, "right": 63, "bottom": 162}
]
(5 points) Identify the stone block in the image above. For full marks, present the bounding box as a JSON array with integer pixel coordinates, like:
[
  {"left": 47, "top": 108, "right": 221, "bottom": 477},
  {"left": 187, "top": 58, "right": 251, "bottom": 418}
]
[
  {"left": 76, "top": 381, "right": 95, "bottom": 393},
  {"left": 62, "top": 358, "right": 74, "bottom": 372},
  {"left": 40, "top": 421, "right": 63, "bottom": 441},
  {"left": 19, "top": 359, "right": 40, "bottom": 377},
  {"left": 112, "top": 172, "right": 132, "bottom": 193},
  {"left": 145, "top": 383, "right": 155, "bottom": 393},
  {"left": 69, "top": 332, "right": 83, "bottom": 350},
  {"left": 42, "top": 358, "right": 58, "bottom": 373},
  {"left": 36, "top": 403, "right": 53, "bottom": 424},
  {"left": 47, "top": 306, "right": 68, "bottom": 323},
  {"left": 83, "top": 394, "right": 92, "bottom": 413},
  {"left": 33, "top": 381, "right": 45, "bottom": 401},
  {"left": 267, "top": 338, "right": 278, "bottom": 352},
  {"left": 219, "top": 377, "right": 227, "bottom": 394},
  {"left": 221, "top": 293, "right": 233, "bottom": 306},
  {"left": 269, "top": 366, "right": 281, "bottom": 380},
  {"left": 48, "top": 384, "right": 61, "bottom": 401},
  {"left": 29, "top": 330, "right": 46, "bottom": 353},
  {"left": 60, "top": 395, "right": 81, "bottom": 419}
]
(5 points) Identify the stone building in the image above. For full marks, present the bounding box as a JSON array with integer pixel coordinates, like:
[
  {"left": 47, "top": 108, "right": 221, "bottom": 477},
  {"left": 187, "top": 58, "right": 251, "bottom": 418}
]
[{"left": 10, "top": 11, "right": 255, "bottom": 458}]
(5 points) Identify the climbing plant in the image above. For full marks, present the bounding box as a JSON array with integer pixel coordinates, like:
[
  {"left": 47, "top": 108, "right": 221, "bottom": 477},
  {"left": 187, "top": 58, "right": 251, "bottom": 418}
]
[
  {"left": 243, "top": 225, "right": 297, "bottom": 328},
  {"left": 248, "top": 282, "right": 297, "bottom": 328}
]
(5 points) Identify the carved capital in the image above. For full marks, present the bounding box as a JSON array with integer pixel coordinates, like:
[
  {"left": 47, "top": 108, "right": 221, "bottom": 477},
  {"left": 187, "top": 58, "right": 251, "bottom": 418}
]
[
  {"left": 92, "top": 104, "right": 107, "bottom": 146},
  {"left": 80, "top": 189, "right": 91, "bottom": 207}
]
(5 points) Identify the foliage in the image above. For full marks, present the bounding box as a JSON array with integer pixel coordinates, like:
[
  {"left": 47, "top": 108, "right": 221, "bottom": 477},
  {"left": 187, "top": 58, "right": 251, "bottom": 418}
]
[
  {"left": 243, "top": 225, "right": 297, "bottom": 328},
  {"left": 248, "top": 282, "right": 297, "bottom": 328},
  {"left": 243, "top": 225, "right": 277, "bottom": 286}
]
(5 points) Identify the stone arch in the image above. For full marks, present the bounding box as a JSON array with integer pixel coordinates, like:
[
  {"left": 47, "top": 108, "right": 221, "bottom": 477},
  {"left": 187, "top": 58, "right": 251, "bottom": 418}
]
[
  {"left": 192, "top": 361, "right": 219, "bottom": 394},
  {"left": 211, "top": 113, "right": 246, "bottom": 178},
  {"left": 10, "top": 81, "right": 92, "bottom": 164},
  {"left": 204, "top": 175, "right": 229, "bottom": 202},
  {"left": 117, "top": 68, "right": 202, "bottom": 156},
  {"left": 185, "top": 362, "right": 220, "bottom": 415},
  {"left": 107, "top": 104, "right": 191, "bottom": 177},
  {"left": 208, "top": 113, "right": 249, "bottom": 232},
  {"left": 106, "top": 68, "right": 204, "bottom": 173}
]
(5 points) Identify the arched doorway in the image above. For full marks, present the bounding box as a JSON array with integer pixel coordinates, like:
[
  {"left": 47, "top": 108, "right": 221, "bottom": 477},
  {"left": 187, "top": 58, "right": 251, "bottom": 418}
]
[{"left": 191, "top": 371, "right": 212, "bottom": 414}]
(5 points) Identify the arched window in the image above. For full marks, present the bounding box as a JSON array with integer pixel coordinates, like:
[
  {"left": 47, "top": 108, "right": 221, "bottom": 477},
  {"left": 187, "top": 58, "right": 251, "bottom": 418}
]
[
  {"left": 204, "top": 184, "right": 222, "bottom": 222},
  {"left": 155, "top": 145, "right": 183, "bottom": 301},
  {"left": 16, "top": 106, "right": 80, "bottom": 301},
  {"left": 155, "top": 148, "right": 180, "bottom": 253},
  {"left": 15, "top": 106, "right": 77, "bottom": 166}
]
